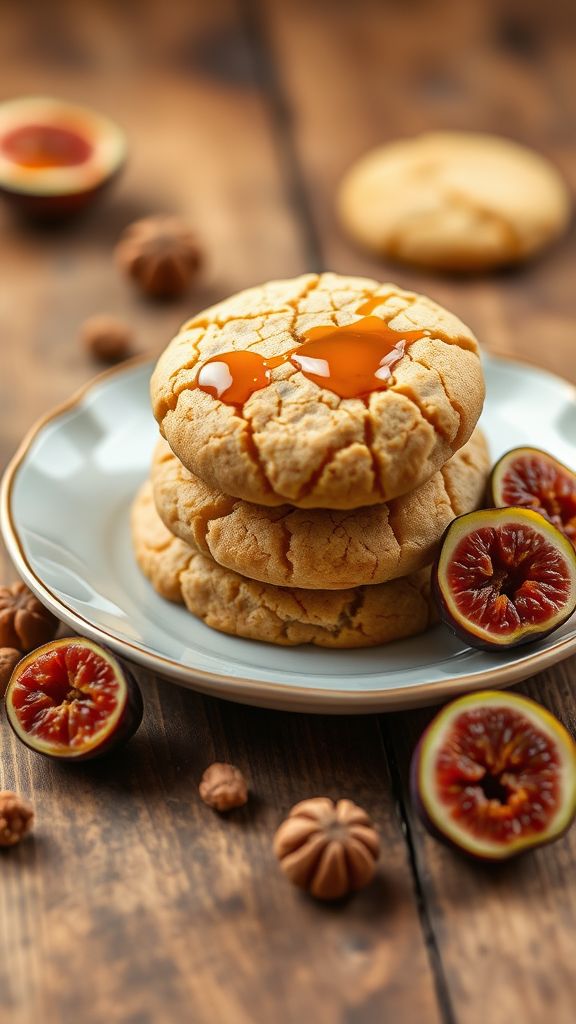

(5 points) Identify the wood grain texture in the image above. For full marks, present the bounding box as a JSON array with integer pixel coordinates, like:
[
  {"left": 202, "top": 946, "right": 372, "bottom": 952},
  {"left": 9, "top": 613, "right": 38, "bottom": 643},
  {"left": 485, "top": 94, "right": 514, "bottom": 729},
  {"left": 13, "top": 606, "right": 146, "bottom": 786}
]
[
  {"left": 261, "top": 1, "right": 576, "bottom": 1021},
  {"left": 262, "top": 0, "right": 576, "bottom": 383},
  {"left": 0, "top": 686, "right": 442, "bottom": 1024},
  {"left": 0, "top": 0, "right": 575, "bottom": 1022},
  {"left": 380, "top": 664, "right": 576, "bottom": 1024},
  {"left": 0, "top": 2, "right": 439, "bottom": 1022}
]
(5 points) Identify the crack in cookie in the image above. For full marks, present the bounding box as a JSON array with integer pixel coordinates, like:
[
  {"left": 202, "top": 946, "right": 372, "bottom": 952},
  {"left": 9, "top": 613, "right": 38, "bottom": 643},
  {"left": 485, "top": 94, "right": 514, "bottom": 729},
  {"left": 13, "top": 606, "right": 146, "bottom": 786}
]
[
  {"left": 150, "top": 273, "right": 484, "bottom": 508},
  {"left": 150, "top": 429, "right": 489, "bottom": 591},
  {"left": 132, "top": 482, "right": 437, "bottom": 649}
]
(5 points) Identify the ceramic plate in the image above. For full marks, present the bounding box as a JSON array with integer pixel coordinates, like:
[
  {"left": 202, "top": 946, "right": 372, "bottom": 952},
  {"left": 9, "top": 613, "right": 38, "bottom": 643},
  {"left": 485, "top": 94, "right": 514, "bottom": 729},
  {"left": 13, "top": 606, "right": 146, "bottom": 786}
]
[{"left": 2, "top": 354, "right": 575, "bottom": 713}]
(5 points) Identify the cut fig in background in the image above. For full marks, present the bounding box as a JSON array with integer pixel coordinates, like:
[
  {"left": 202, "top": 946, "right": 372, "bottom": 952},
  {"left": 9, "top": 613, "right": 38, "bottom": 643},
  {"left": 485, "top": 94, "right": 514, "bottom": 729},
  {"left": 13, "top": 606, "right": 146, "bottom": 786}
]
[
  {"left": 0, "top": 96, "right": 126, "bottom": 219},
  {"left": 489, "top": 447, "right": 576, "bottom": 547},
  {"left": 433, "top": 507, "right": 576, "bottom": 650},
  {"left": 411, "top": 690, "right": 576, "bottom": 860},
  {"left": 5, "top": 638, "right": 143, "bottom": 760}
]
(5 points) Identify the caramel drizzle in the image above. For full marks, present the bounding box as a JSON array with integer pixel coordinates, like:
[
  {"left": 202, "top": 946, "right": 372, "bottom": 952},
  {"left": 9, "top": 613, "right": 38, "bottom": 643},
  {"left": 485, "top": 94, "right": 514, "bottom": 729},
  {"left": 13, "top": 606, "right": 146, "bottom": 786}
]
[{"left": 195, "top": 300, "right": 426, "bottom": 405}]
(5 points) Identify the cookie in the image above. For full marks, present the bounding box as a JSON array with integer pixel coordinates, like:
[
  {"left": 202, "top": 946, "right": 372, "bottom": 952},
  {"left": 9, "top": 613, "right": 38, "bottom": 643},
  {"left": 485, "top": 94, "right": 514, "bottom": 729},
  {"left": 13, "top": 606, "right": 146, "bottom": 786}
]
[
  {"left": 132, "top": 482, "right": 436, "bottom": 648},
  {"left": 338, "top": 132, "right": 571, "bottom": 271},
  {"left": 150, "top": 273, "right": 484, "bottom": 508},
  {"left": 150, "top": 428, "right": 489, "bottom": 590}
]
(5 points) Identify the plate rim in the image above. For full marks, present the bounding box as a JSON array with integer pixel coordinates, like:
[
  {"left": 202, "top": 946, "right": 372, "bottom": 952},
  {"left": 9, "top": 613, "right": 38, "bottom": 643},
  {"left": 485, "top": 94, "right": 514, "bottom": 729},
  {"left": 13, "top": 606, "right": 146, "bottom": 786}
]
[{"left": 2, "top": 354, "right": 576, "bottom": 712}]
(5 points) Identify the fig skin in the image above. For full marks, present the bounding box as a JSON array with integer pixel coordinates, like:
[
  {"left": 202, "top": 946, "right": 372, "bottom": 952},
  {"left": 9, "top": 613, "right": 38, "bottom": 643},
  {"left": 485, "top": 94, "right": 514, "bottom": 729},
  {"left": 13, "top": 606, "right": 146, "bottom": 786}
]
[
  {"left": 0, "top": 97, "right": 126, "bottom": 222},
  {"left": 0, "top": 176, "right": 120, "bottom": 222},
  {"left": 5, "top": 638, "right": 143, "bottom": 761},
  {"left": 410, "top": 691, "right": 576, "bottom": 861},
  {"left": 433, "top": 508, "right": 576, "bottom": 651},
  {"left": 488, "top": 446, "right": 576, "bottom": 546},
  {"left": 409, "top": 745, "right": 448, "bottom": 846}
]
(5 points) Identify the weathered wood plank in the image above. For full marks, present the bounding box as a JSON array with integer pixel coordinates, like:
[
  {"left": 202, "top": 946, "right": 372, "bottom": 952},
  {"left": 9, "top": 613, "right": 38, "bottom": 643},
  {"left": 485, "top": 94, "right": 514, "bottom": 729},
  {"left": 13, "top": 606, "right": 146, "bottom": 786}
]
[
  {"left": 0, "top": 3, "right": 443, "bottom": 1022},
  {"left": 0, "top": 679, "right": 444, "bottom": 1024},
  {"left": 380, "top": 664, "right": 576, "bottom": 1024},
  {"left": 262, "top": 0, "right": 576, "bottom": 1021},
  {"left": 261, "top": 0, "right": 576, "bottom": 382}
]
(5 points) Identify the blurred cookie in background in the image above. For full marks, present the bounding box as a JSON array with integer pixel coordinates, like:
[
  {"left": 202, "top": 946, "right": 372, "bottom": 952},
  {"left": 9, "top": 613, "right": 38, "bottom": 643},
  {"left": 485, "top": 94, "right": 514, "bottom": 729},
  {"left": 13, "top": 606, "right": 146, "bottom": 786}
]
[{"left": 337, "top": 131, "right": 571, "bottom": 271}]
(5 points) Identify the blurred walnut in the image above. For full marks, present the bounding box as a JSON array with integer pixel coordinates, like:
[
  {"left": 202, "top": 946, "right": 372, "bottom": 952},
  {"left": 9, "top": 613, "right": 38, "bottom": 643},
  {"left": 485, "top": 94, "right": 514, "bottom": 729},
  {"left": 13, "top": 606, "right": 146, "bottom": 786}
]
[
  {"left": 0, "top": 647, "right": 20, "bottom": 696},
  {"left": 81, "top": 315, "right": 134, "bottom": 363},
  {"left": 116, "top": 215, "right": 202, "bottom": 298},
  {"left": 274, "top": 797, "right": 380, "bottom": 900},
  {"left": 0, "top": 582, "right": 58, "bottom": 652},
  {"left": 0, "top": 791, "right": 34, "bottom": 847},
  {"left": 199, "top": 762, "right": 248, "bottom": 811}
]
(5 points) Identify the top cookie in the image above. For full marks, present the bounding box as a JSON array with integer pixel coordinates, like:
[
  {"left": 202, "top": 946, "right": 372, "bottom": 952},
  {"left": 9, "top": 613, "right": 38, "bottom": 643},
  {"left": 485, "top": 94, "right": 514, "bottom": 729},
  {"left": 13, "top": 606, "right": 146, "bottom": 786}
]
[
  {"left": 151, "top": 273, "right": 484, "bottom": 509},
  {"left": 338, "top": 133, "right": 571, "bottom": 271}
]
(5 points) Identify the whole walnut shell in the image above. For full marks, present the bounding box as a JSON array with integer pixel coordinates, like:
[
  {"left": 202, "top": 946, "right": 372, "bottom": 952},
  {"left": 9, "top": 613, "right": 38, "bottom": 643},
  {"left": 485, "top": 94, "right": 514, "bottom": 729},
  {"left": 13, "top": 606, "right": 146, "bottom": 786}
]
[
  {"left": 81, "top": 314, "right": 134, "bottom": 363},
  {"left": 274, "top": 797, "right": 380, "bottom": 900},
  {"left": 199, "top": 762, "right": 248, "bottom": 811},
  {"left": 0, "top": 791, "right": 34, "bottom": 847},
  {"left": 0, "top": 581, "right": 58, "bottom": 652},
  {"left": 115, "top": 215, "right": 202, "bottom": 298}
]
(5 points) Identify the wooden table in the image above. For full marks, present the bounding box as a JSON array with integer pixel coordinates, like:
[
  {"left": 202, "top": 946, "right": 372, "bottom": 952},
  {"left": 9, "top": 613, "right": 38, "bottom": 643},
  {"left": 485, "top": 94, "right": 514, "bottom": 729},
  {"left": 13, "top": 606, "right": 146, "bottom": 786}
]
[{"left": 1, "top": 3, "right": 575, "bottom": 1022}]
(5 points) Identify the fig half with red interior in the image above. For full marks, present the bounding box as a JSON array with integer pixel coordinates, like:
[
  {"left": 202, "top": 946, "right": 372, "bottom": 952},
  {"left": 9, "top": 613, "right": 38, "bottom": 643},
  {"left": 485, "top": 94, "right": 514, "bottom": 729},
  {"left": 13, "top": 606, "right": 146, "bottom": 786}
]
[
  {"left": 5, "top": 637, "right": 143, "bottom": 760},
  {"left": 411, "top": 690, "right": 576, "bottom": 860},
  {"left": 489, "top": 447, "right": 576, "bottom": 548},
  {"left": 0, "top": 97, "right": 126, "bottom": 220},
  {"left": 433, "top": 507, "right": 576, "bottom": 650}
]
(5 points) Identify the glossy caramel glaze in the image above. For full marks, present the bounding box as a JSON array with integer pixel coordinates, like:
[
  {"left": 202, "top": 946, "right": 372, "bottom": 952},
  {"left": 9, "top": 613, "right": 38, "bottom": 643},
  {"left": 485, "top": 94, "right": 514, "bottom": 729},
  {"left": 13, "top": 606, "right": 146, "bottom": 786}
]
[{"left": 195, "top": 314, "right": 426, "bottom": 405}]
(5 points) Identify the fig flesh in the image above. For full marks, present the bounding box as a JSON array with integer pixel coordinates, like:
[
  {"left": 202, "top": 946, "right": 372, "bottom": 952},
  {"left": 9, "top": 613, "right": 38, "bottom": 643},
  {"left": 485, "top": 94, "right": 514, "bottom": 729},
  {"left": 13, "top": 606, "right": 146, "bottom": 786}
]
[
  {"left": 489, "top": 447, "right": 576, "bottom": 548},
  {"left": 5, "top": 638, "right": 143, "bottom": 760},
  {"left": 0, "top": 97, "right": 126, "bottom": 220},
  {"left": 433, "top": 508, "right": 576, "bottom": 650},
  {"left": 411, "top": 690, "right": 576, "bottom": 860}
]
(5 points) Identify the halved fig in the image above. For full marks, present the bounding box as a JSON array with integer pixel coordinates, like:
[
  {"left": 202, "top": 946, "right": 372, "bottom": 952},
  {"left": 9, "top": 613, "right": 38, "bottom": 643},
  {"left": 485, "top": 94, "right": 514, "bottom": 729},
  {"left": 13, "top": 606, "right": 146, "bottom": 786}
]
[
  {"left": 5, "top": 638, "right": 143, "bottom": 760},
  {"left": 411, "top": 690, "right": 576, "bottom": 860},
  {"left": 489, "top": 447, "right": 576, "bottom": 548},
  {"left": 0, "top": 97, "right": 126, "bottom": 219},
  {"left": 433, "top": 508, "right": 576, "bottom": 649}
]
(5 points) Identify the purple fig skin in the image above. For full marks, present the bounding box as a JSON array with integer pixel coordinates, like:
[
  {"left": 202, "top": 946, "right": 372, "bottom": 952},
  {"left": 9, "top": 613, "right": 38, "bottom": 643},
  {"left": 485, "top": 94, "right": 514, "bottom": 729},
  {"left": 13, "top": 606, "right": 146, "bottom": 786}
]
[
  {"left": 409, "top": 700, "right": 576, "bottom": 862},
  {"left": 432, "top": 567, "right": 569, "bottom": 651},
  {"left": 487, "top": 447, "right": 576, "bottom": 512},
  {"left": 6, "top": 642, "right": 143, "bottom": 762},
  {"left": 0, "top": 169, "right": 123, "bottom": 222},
  {"left": 409, "top": 734, "right": 450, "bottom": 847},
  {"left": 431, "top": 514, "right": 576, "bottom": 652}
]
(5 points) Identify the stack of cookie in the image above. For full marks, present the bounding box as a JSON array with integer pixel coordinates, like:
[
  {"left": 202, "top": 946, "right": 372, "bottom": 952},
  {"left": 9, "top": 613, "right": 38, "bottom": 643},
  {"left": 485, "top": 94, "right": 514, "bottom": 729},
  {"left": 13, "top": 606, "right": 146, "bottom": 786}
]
[{"left": 132, "top": 273, "right": 488, "bottom": 648}]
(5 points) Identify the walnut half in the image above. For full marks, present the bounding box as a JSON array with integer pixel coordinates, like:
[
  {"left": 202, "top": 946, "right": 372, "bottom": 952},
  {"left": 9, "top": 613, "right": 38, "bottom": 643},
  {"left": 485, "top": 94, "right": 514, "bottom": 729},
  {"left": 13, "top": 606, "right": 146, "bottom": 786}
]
[
  {"left": 274, "top": 797, "right": 380, "bottom": 900},
  {"left": 0, "top": 791, "right": 34, "bottom": 847},
  {"left": 199, "top": 762, "right": 248, "bottom": 812},
  {"left": 0, "top": 581, "right": 58, "bottom": 652},
  {"left": 116, "top": 215, "right": 202, "bottom": 299}
]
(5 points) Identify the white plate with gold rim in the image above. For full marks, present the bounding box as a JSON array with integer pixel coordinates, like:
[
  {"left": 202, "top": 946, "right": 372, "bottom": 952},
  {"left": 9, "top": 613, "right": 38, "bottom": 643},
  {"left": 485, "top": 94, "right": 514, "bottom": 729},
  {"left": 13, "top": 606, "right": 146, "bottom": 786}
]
[{"left": 2, "top": 354, "right": 575, "bottom": 713}]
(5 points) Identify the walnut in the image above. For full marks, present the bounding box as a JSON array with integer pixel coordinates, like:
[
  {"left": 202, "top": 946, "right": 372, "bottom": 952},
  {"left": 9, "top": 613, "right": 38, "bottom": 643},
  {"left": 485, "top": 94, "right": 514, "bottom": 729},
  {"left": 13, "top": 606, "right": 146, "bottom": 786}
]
[
  {"left": 115, "top": 215, "right": 202, "bottom": 298},
  {"left": 81, "top": 314, "right": 134, "bottom": 363},
  {"left": 274, "top": 797, "right": 380, "bottom": 900},
  {"left": 0, "top": 791, "right": 34, "bottom": 847},
  {"left": 0, "top": 647, "right": 20, "bottom": 696},
  {"left": 199, "top": 762, "right": 248, "bottom": 811},
  {"left": 0, "top": 581, "right": 58, "bottom": 652}
]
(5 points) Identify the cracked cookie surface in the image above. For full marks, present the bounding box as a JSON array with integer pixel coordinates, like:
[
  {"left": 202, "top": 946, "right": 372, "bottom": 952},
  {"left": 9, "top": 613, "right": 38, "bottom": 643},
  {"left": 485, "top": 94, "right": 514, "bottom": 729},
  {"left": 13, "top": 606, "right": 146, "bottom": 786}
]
[
  {"left": 132, "top": 482, "right": 436, "bottom": 648},
  {"left": 151, "top": 428, "right": 489, "bottom": 590},
  {"left": 150, "top": 272, "right": 484, "bottom": 508},
  {"left": 338, "top": 133, "right": 571, "bottom": 271}
]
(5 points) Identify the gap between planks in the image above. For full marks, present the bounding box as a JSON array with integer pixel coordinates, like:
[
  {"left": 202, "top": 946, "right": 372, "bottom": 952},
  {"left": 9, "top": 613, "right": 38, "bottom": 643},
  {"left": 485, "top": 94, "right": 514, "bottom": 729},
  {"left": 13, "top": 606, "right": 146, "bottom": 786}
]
[
  {"left": 240, "top": 0, "right": 324, "bottom": 273},
  {"left": 239, "top": 0, "right": 458, "bottom": 1018}
]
